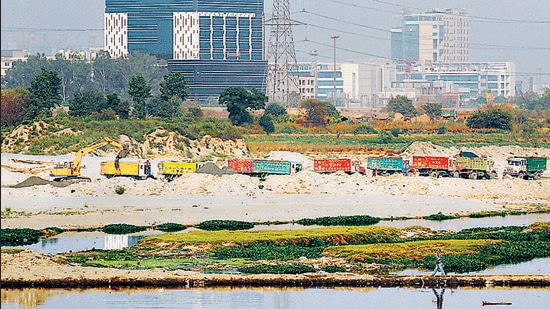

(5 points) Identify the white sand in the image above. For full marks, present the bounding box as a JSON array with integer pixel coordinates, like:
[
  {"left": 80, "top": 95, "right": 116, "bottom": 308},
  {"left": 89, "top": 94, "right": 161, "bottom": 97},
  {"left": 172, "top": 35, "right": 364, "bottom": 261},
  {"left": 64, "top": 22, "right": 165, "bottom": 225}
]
[{"left": 2, "top": 146, "right": 549, "bottom": 229}]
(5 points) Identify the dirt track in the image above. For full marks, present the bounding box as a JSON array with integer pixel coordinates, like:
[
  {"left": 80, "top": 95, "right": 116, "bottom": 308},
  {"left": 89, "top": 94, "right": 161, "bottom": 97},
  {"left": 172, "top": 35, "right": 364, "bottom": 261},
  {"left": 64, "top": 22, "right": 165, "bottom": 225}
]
[{"left": 1, "top": 250, "right": 548, "bottom": 289}]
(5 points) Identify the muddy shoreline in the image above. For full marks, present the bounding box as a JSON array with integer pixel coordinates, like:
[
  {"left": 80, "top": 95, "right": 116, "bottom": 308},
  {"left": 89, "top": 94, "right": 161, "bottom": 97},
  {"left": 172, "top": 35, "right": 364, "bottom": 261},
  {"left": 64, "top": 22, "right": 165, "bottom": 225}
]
[{"left": 2, "top": 274, "right": 549, "bottom": 289}]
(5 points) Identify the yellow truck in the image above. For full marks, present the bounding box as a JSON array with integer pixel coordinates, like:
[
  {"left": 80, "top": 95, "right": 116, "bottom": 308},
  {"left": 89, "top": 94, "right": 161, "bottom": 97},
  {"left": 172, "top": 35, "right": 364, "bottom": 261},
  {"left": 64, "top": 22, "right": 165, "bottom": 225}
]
[
  {"left": 158, "top": 161, "right": 199, "bottom": 181},
  {"left": 100, "top": 160, "right": 154, "bottom": 180},
  {"left": 50, "top": 137, "right": 128, "bottom": 181}
]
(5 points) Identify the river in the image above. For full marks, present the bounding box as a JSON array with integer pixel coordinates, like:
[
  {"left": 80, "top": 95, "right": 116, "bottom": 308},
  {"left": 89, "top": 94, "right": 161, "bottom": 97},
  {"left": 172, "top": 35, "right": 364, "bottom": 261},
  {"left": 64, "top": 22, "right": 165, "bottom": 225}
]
[{"left": 2, "top": 286, "right": 549, "bottom": 309}]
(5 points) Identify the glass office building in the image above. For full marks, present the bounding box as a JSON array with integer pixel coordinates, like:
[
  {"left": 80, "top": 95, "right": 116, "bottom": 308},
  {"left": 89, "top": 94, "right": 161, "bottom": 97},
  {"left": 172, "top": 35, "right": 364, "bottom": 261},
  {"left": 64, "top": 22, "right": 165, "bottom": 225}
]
[{"left": 105, "top": 0, "right": 267, "bottom": 103}]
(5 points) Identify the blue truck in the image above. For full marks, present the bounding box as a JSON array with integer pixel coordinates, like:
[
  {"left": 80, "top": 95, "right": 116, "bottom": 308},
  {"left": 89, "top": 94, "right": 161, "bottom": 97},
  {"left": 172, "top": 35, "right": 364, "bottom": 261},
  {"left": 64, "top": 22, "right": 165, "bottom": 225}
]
[
  {"left": 367, "top": 156, "right": 410, "bottom": 176},
  {"left": 228, "top": 159, "right": 302, "bottom": 176}
]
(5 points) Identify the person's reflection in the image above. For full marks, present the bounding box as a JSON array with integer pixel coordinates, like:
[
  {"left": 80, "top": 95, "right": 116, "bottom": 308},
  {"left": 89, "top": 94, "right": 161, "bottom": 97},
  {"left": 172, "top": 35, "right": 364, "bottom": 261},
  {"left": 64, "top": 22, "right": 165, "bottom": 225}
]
[{"left": 432, "top": 287, "right": 445, "bottom": 309}]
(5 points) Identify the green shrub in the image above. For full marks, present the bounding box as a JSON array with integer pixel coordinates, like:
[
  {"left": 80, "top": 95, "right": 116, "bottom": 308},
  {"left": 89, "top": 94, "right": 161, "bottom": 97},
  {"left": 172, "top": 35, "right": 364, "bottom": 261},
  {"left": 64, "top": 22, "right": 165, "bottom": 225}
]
[
  {"left": 1, "top": 228, "right": 43, "bottom": 246},
  {"left": 195, "top": 220, "right": 254, "bottom": 231},
  {"left": 321, "top": 265, "right": 347, "bottom": 273},
  {"left": 114, "top": 186, "right": 125, "bottom": 195},
  {"left": 390, "top": 127, "right": 400, "bottom": 137},
  {"left": 102, "top": 224, "right": 147, "bottom": 234},
  {"left": 154, "top": 223, "right": 187, "bottom": 232},
  {"left": 352, "top": 123, "right": 377, "bottom": 134}
]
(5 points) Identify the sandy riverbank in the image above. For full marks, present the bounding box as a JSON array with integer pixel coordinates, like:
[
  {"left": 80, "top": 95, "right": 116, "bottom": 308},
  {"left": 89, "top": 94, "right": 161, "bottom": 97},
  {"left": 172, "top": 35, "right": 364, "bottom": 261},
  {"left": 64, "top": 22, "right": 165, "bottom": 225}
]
[{"left": 2, "top": 145, "right": 550, "bottom": 229}]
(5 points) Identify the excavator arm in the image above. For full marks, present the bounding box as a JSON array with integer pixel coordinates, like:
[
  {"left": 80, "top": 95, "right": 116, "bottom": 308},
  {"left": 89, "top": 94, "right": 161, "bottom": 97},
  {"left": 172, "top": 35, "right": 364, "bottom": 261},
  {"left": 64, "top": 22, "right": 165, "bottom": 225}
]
[
  {"left": 71, "top": 137, "right": 124, "bottom": 173},
  {"left": 50, "top": 137, "right": 126, "bottom": 180}
]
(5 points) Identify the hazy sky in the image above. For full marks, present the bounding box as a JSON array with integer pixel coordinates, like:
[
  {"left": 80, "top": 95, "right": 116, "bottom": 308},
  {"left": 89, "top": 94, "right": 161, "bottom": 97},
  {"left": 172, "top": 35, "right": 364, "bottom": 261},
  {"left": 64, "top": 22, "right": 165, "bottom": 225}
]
[{"left": 2, "top": 0, "right": 549, "bottom": 85}]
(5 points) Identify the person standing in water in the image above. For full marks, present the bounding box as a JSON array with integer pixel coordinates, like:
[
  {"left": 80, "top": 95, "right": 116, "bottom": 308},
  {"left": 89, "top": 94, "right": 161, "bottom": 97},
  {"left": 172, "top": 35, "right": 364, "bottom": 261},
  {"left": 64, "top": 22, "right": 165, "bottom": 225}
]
[{"left": 431, "top": 248, "right": 445, "bottom": 276}]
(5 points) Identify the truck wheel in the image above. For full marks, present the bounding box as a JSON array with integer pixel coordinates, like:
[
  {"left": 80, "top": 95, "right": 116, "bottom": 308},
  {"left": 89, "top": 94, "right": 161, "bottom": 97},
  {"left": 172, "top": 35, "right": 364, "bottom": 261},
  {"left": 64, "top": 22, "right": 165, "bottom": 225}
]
[
  {"left": 453, "top": 171, "right": 460, "bottom": 178},
  {"left": 469, "top": 172, "right": 477, "bottom": 180},
  {"left": 430, "top": 171, "right": 438, "bottom": 178}
]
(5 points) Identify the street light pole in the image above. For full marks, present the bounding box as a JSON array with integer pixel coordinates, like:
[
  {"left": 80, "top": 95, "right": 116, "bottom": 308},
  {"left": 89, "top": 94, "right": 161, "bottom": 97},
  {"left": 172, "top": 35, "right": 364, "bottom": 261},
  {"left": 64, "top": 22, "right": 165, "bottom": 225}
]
[{"left": 331, "top": 36, "right": 339, "bottom": 104}]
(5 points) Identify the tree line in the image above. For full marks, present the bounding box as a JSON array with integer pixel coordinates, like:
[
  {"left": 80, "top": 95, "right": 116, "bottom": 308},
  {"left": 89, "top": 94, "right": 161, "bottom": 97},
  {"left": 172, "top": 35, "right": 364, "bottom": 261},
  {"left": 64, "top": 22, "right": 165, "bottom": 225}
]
[{"left": 1, "top": 51, "right": 549, "bottom": 133}]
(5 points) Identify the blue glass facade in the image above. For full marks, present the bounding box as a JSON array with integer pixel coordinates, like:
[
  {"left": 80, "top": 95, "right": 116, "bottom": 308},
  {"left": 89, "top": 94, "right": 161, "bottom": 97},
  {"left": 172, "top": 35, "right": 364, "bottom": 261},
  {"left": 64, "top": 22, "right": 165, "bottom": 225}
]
[{"left": 105, "top": 0, "right": 267, "bottom": 103}]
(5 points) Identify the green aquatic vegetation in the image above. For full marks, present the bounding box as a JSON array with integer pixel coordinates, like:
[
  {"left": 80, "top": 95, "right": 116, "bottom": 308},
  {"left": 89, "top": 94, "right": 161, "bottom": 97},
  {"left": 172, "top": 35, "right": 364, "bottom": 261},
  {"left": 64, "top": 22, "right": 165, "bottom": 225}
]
[
  {"left": 297, "top": 215, "right": 380, "bottom": 226},
  {"left": 423, "top": 212, "right": 458, "bottom": 221},
  {"left": 195, "top": 220, "right": 254, "bottom": 231},
  {"left": 146, "top": 226, "right": 402, "bottom": 246},
  {"left": 1, "top": 228, "right": 43, "bottom": 246},
  {"left": 214, "top": 243, "right": 325, "bottom": 261},
  {"left": 102, "top": 224, "right": 147, "bottom": 235},
  {"left": 154, "top": 223, "right": 187, "bottom": 232}
]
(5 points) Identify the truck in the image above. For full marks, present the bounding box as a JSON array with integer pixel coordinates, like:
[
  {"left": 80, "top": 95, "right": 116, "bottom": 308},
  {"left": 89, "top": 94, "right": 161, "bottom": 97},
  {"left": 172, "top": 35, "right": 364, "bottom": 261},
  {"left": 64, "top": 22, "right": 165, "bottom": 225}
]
[
  {"left": 50, "top": 137, "right": 128, "bottom": 181},
  {"left": 366, "top": 156, "right": 410, "bottom": 176},
  {"left": 227, "top": 159, "right": 302, "bottom": 176},
  {"left": 503, "top": 156, "right": 546, "bottom": 180},
  {"left": 453, "top": 151, "right": 497, "bottom": 179},
  {"left": 410, "top": 156, "right": 456, "bottom": 177},
  {"left": 313, "top": 159, "right": 365, "bottom": 174},
  {"left": 100, "top": 160, "right": 154, "bottom": 180},
  {"left": 158, "top": 161, "right": 200, "bottom": 181}
]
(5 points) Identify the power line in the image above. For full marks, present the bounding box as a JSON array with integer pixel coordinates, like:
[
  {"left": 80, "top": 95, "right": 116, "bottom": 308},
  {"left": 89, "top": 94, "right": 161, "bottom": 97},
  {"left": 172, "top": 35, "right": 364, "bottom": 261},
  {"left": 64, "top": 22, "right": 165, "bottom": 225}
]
[
  {"left": 292, "top": 8, "right": 549, "bottom": 52},
  {"left": 368, "top": 0, "right": 550, "bottom": 24}
]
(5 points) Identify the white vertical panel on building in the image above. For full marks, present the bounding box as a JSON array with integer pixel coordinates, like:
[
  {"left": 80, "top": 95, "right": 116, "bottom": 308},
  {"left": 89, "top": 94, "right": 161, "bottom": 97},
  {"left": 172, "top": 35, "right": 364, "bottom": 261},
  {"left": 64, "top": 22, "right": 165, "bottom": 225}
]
[
  {"left": 173, "top": 12, "right": 200, "bottom": 60},
  {"left": 104, "top": 13, "right": 128, "bottom": 58}
]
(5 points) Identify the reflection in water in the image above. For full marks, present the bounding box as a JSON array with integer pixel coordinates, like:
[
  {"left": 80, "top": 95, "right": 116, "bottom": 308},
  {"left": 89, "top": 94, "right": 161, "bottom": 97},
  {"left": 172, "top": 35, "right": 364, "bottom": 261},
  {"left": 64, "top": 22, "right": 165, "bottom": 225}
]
[
  {"left": 432, "top": 287, "right": 445, "bottom": 309},
  {"left": 104, "top": 235, "right": 143, "bottom": 250},
  {"left": 2, "top": 287, "right": 548, "bottom": 309},
  {"left": 4, "top": 232, "right": 150, "bottom": 254}
]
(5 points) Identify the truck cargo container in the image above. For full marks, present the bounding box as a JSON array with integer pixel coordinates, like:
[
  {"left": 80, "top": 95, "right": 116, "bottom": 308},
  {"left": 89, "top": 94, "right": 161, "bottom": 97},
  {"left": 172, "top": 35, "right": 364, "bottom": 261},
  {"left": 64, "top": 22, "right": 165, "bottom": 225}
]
[
  {"left": 228, "top": 159, "right": 302, "bottom": 176},
  {"left": 367, "top": 156, "right": 410, "bottom": 175},
  {"left": 313, "top": 159, "right": 365, "bottom": 174},
  {"left": 410, "top": 156, "right": 455, "bottom": 177},
  {"left": 503, "top": 156, "right": 546, "bottom": 180},
  {"left": 158, "top": 161, "right": 199, "bottom": 181},
  {"left": 100, "top": 160, "right": 154, "bottom": 180},
  {"left": 454, "top": 151, "right": 497, "bottom": 179}
]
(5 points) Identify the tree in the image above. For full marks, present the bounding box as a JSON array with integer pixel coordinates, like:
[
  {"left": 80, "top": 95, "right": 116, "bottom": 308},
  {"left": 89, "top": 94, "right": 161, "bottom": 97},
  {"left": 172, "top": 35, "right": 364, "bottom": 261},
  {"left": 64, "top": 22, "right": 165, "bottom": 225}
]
[
  {"left": 146, "top": 93, "right": 182, "bottom": 119},
  {"left": 420, "top": 102, "right": 442, "bottom": 119},
  {"left": 265, "top": 102, "right": 287, "bottom": 117},
  {"left": 466, "top": 108, "right": 513, "bottom": 130},
  {"left": 1, "top": 88, "right": 32, "bottom": 127},
  {"left": 259, "top": 114, "right": 275, "bottom": 134},
  {"left": 106, "top": 93, "right": 130, "bottom": 119},
  {"left": 385, "top": 95, "right": 418, "bottom": 118},
  {"left": 68, "top": 90, "right": 107, "bottom": 117},
  {"left": 2, "top": 53, "right": 49, "bottom": 89},
  {"left": 218, "top": 87, "right": 267, "bottom": 126},
  {"left": 128, "top": 74, "right": 151, "bottom": 119},
  {"left": 28, "top": 67, "right": 62, "bottom": 118},
  {"left": 160, "top": 71, "right": 188, "bottom": 101},
  {"left": 298, "top": 98, "right": 334, "bottom": 127}
]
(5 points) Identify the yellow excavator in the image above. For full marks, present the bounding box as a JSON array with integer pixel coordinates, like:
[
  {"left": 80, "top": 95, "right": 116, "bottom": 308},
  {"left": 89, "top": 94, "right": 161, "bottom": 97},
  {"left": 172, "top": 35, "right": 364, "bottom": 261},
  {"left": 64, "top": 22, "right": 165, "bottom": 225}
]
[{"left": 50, "top": 137, "right": 129, "bottom": 181}]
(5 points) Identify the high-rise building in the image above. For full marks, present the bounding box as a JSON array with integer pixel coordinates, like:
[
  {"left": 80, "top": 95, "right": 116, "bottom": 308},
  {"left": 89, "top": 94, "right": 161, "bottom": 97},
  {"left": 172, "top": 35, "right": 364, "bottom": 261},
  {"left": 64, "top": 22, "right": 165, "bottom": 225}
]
[
  {"left": 105, "top": 0, "right": 267, "bottom": 103},
  {"left": 391, "top": 8, "right": 469, "bottom": 65}
]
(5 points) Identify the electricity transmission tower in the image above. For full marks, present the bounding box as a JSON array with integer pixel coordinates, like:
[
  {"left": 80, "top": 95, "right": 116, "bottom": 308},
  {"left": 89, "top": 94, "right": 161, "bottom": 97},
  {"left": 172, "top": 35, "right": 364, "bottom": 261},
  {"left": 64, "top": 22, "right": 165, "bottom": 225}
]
[{"left": 266, "top": 0, "right": 300, "bottom": 105}]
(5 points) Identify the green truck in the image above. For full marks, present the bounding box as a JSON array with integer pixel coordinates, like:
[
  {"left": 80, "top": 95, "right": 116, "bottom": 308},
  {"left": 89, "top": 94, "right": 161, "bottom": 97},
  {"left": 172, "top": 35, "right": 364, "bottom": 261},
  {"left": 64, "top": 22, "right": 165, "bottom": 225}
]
[
  {"left": 454, "top": 151, "right": 498, "bottom": 179},
  {"left": 503, "top": 156, "right": 547, "bottom": 180}
]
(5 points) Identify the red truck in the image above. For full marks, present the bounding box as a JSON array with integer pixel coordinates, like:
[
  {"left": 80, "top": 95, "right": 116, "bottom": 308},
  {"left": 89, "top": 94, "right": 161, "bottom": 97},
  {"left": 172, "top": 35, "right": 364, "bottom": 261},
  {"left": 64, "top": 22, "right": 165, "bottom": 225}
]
[
  {"left": 314, "top": 159, "right": 365, "bottom": 174},
  {"left": 410, "top": 156, "right": 456, "bottom": 177}
]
